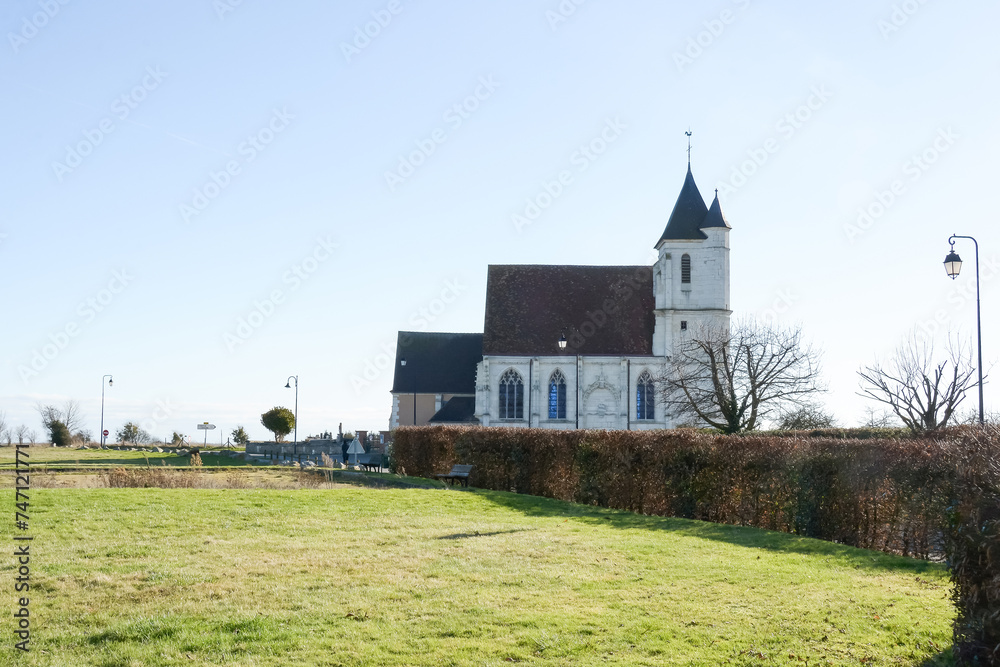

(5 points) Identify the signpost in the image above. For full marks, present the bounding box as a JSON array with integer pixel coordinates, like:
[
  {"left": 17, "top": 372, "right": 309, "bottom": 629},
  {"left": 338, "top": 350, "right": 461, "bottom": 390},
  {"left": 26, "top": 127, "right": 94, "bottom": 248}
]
[{"left": 197, "top": 422, "right": 216, "bottom": 446}]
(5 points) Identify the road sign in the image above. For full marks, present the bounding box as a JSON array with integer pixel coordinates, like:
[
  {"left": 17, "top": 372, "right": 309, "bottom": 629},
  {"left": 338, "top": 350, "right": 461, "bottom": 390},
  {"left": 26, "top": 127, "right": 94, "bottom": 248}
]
[
  {"left": 197, "top": 423, "right": 216, "bottom": 430},
  {"left": 103, "top": 429, "right": 109, "bottom": 437}
]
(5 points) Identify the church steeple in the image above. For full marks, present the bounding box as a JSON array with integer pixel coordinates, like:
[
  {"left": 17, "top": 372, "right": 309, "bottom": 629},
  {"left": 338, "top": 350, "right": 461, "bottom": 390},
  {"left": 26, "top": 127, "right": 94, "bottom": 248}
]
[
  {"left": 656, "top": 165, "right": 709, "bottom": 246},
  {"left": 701, "top": 189, "right": 730, "bottom": 230}
]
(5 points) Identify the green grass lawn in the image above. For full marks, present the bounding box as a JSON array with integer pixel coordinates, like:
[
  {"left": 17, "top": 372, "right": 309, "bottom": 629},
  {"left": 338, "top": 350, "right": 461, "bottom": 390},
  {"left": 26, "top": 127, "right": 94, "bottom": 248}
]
[
  {"left": 0, "top": 446, "right": 257, "bottom": 471},
  {"left": 3, "top": 486, "right": 954, "bottom": 666}
]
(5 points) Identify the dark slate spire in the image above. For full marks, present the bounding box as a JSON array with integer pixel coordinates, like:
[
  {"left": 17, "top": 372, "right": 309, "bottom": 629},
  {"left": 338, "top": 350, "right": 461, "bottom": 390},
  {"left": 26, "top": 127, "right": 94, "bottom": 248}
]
[
  {"left": 701, "top": 188, "right": 731, "bottom": 229},
  {"left": 656, "top": 165, "right": 709, "bottom": 245}
]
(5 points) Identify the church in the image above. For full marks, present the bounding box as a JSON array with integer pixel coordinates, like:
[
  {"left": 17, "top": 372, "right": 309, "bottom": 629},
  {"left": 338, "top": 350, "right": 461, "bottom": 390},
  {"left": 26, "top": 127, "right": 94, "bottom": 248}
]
[{"left": 389, "top": 161, "right": 731, "bottom": 431}]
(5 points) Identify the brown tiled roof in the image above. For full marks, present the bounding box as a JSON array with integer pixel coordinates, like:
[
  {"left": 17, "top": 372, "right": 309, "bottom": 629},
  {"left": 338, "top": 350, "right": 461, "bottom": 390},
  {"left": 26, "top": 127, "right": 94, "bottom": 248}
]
[{"left": 483, "top": 265, "right": 654, "bottom": 356}]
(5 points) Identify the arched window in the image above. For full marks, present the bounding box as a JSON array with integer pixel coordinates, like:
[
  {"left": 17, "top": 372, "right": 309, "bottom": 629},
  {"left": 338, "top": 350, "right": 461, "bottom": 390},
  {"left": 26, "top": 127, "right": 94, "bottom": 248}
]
[
  {"left": 636, "top": 372, "right": 655, "bottom": 420},
  {"left": 548, "top": 370, "right": 567, "bottom": 419},
  {"left": 498, "top": 369, "right": 524, "bottom": 420},
  {"left": 681, "top": 254, "right": 692, "bottom": 284}
]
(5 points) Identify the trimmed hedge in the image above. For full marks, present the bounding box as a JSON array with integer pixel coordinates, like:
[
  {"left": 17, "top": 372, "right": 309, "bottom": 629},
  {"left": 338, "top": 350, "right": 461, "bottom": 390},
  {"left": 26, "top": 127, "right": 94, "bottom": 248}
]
[
  {"left": 394, "top": 425, "right": 1000, "bottom": 664},
  {"left": 946, "top": 428, "right": 1000, "bottom": 664}
]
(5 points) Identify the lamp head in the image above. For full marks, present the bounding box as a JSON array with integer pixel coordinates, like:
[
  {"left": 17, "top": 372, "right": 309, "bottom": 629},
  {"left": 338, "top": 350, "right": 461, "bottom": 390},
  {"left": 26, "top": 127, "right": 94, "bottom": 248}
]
[
  {"left": 285, "top": 382, "right": 291, "bottom": 389},
  {"left": 558, "top": 330, "right": 568, "bottom": 350},
  {"left": 944, "top": 249, "right": 963, "bottom": 279},
  {"left": 108, "top": 377, "right": 113, "bottom": 387},
  {"left": 400, "top": 357, "right": 407, "bottom": 367}
]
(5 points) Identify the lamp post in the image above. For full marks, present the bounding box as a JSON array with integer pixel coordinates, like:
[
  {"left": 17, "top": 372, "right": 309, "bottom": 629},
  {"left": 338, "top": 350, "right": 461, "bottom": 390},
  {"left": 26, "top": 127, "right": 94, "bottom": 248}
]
[
  {"left": 944, "top": 234, "right": 984, "bottom": 425},
  {"left": 558, "top": 330, "right": 580, "bottom": 429},
  {"left": 285, "top": 376, "right": 298, "bottom": 454},
  {"left": 100, "top": 375, "right": 113, "bottom": 446},
  {"left": 400, "top": 357, "right": 415, "bottom": 425}
]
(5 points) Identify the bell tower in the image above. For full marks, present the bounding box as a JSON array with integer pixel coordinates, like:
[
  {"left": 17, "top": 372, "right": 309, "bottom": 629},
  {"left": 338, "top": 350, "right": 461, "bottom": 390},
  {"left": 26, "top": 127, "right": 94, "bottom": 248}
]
[{"left": 652, "top": 154, "right": 731, "bottom": 358}]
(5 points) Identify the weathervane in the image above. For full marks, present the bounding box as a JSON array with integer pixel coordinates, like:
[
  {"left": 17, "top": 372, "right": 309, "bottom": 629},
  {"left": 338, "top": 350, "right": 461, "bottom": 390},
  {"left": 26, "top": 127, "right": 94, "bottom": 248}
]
[{"left": 685, "top": 129, "right": 693, "bottom": 166}]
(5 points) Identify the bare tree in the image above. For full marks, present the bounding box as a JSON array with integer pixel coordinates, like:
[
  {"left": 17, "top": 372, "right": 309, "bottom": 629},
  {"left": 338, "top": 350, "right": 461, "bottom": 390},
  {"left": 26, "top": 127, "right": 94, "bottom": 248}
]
[
  {"left": 14, "top": 425, "right": 29, "bottom": 445},
  {"left": 860, "top": 406, "right": 900, "bottom": 429},
  {"left": 37, "top": 403, "right": 59, "bottom": 431},
  {"left": 659, "top": 319, "right": 825, "bottom": 434},
  {"left": 37, "top": 400, "right": 85, "bottom": 440},
  {"left": 27, "top": 430, "right": 37, "bottom": 445},
  {"left": 775, "top": 403, "right": 836, "bottom": 430},
  {"left": 857, "top": 334, "right": 980, "bottom": 435},
  {"left": 61, "top": 400, "right": 84, "bottom": 433},
  {"left": 0, "top": 411, "right": 8, "bottom": 446}
]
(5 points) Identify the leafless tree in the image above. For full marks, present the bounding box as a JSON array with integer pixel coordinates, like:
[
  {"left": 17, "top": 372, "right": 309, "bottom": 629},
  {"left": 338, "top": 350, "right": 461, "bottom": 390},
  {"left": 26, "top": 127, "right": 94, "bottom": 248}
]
[
  {"left": 27, "top": 430, "right": 37, "bottom": 445},
  {"left": 857, "top": 334, "right": 980, "bottom": 435},
  {"left": 61, "top": 400, "right": 84, "bottom": 433},
  {"left": 37, "top": 400, "right": 85, "bottom": 437},
  {"left": 14, "top": 425, "right": 29, "bottom": 445},
  {"left": 658, "top": 319, "right": 825, "bottom": 434},
  {"left": 0, "top": 411, "right": 8, "bottom": 446},
  {"left": 775, "top": 403, "right": 836, "bottom": 430},
  {"left": 860, "top": 406, "right": 900, "bottom": 429}
]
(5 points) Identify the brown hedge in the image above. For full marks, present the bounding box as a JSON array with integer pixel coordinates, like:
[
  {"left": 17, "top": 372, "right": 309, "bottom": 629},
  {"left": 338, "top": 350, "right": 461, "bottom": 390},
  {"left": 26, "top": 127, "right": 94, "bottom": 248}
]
[{"left": 392, "top": 425, "right": 1000, "bottom": 665}]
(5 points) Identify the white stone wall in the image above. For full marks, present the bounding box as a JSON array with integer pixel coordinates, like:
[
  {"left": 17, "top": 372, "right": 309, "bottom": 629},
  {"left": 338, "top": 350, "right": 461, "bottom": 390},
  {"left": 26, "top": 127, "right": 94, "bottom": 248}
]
[
  {"left": 389, "top": 394, "right": 400, "bottom": 430},
  {"left": 475, "top": 225, "right": 730, "bottom": 432},
  {"left": 475, "top": 356, "right": 670, "bottom": 430},
  {"left": 653, "top": 227, "right": 731, "bottom": 358}
]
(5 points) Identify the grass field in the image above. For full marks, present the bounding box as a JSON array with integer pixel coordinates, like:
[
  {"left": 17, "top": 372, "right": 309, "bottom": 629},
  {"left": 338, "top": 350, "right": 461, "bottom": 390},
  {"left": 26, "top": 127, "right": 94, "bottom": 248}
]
[
  {"left": 2, "top": 483, "right": 954, "bottom": 666},
  {"left": 0, "top": 446, "right": 256, "bottom": 471}
]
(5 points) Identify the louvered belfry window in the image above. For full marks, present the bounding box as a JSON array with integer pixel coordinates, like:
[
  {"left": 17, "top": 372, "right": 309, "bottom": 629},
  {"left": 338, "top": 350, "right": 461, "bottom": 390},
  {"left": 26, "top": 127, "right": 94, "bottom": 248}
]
[{"left": 681, "top": 254, "right": 692, "bottom": 284}]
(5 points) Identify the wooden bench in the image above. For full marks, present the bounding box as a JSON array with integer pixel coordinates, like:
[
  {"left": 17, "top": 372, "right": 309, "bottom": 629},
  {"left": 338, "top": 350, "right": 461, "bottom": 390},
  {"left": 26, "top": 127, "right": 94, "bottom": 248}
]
[
  {"left": 434, "top": 464, "right": 474, "bottom": 488},
  {"left": 357, "top": 453, "right": 383, "bottom": 472}
]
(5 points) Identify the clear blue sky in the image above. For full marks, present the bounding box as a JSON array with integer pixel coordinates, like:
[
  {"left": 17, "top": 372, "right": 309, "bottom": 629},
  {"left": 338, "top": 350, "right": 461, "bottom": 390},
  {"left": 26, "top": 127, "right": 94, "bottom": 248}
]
[{"left": 2, "top": 0, "right": 997, "bottom": 442}]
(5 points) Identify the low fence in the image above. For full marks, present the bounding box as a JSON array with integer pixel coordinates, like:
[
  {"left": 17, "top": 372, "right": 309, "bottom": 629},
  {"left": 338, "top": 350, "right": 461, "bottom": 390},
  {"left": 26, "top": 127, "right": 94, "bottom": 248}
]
[{"left": 247, "top": 439, "right": 350, "bottom": 463}]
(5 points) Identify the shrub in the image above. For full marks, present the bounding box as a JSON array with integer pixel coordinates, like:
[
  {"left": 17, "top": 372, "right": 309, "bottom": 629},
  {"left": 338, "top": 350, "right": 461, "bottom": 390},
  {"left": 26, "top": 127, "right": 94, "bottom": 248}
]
[
  {"left": 945, "top": 427, "right": 1000, "bottom": 665},
  {"left": 49, "top": 420, "right": 73, "bottom": 448}
]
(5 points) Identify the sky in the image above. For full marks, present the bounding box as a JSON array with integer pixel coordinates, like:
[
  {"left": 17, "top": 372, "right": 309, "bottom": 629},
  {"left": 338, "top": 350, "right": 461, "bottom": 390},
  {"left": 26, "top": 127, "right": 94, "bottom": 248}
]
[{"left": 2, "top": 0, "right": 998, "bottom": 443}]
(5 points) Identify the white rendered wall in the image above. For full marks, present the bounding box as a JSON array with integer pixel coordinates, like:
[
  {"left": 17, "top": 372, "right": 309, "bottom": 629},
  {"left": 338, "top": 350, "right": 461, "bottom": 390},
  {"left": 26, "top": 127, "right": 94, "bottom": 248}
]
[{"left": 475, "top": 356, "right": 670, "bottom": 430}]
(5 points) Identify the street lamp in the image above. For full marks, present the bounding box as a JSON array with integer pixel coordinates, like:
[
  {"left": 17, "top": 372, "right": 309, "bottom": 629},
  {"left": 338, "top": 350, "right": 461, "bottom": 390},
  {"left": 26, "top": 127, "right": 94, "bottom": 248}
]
[
  {"left": 944, "top": 234, "right": 984, "bottom": 425},
  {"left": 400, "top": 358, "right": 415, "bottom": 425},
  {"left": 558, "top": 330, "right": 580, "bottom": 429},
  {"left": 285, "top": 376, "right": 298, "bottom": 454},
  {"left": 100, "top": 375, "right": 113, "bottom": 446}
]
